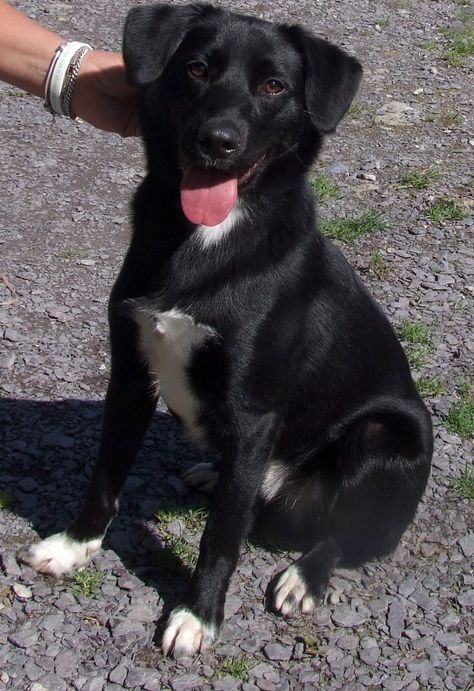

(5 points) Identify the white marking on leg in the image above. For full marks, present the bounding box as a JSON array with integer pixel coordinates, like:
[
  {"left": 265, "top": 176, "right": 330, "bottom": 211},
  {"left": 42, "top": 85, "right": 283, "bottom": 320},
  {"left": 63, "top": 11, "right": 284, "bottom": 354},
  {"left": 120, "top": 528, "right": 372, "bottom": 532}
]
[
  {"left": 19, "top": 532, "right": 102, "bottom": 578},
  {"left": 260, "top": 460, "right": 290, "bottom": 501},
  {"left": 273, "top": 564, "right": 315, "bottom": 616},
  {"left": 182, "top": 462, "right": 219, "bottom": 493},
  {"left": 162, "top": 607, "right": 217, "bottom": 657}
]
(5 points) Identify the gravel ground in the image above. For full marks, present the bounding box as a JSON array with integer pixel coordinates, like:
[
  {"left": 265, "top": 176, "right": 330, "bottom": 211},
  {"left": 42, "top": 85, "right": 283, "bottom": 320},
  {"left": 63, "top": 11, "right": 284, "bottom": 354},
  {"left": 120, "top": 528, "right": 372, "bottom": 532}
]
[{"left": 1, "top": 0, "right": 473, "bottom": 689}]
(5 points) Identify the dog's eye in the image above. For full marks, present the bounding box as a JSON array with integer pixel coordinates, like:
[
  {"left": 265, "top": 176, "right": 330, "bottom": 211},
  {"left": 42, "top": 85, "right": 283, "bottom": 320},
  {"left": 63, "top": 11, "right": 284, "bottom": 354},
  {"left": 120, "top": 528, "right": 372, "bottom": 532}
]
[
  {"left": 263, "top": 79, "right": 285, "bottom": 95},
  {"left": 188, "top": 61, "right": 208, "bottom": 80}
]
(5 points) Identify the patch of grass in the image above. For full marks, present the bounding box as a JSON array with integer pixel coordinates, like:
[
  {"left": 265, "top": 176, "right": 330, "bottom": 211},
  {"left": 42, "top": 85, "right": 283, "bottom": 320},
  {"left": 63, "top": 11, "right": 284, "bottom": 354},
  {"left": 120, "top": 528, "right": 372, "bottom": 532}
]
[
  {"left": 420, "top": 39, "right": 437, "bottom": 51},
  {"left": 443, "top": 383, "right": 474, "bottom": 439},
  {"left": 300, "top": 627, "right": 319, "bottom": 655},
  {"left": 452, "top": 464, "right": 474, "bottom": 500},
  {"left": 439, "top": 22, "right": 474, "bottom": 67},
  {"left": 440, "top": 110, "right": 463, "bottom": 126},
  {"left": 153, "top": 536, "right": 198, "bottom": 574},
  {"left": 400, "top": 167, "right": 442, "bottom": 190},
  {"left": 424, "top": 198, "right": 467, "bottom": 222},
  {"left": 373, "top": 18, "right": 390, "bottom": 28},
  {"left": 156, "top": 506, "right": 207, "bottom": 532},
  {"left": 58, "top": 248, "right": 88, "bottom": 260},
  {"left": 368, "top": 251, "right": 390, "bottom": 278},
  {"left": 397, "top": 320, "right": 435, "bottom": 370},
  {"left": 0, "top": 491, "right": 14, "bottom": 509},
  {"left": 320, "top": 212, "right": 386, "bottom": 243},
  {"left": 346, "top": 101, "right": 369, "bottom": 120},
  {"left": 215, "top": 654, "right": 253, "bottom": 680},
  {"left": 70, "top": 567, "right": 103, "bottom": 599},
  {"left": 415, "top": 376, "right": 446, "bottom": 399},
  {"left": 310, "top": 174, "right": 341, "bottom": 201}
]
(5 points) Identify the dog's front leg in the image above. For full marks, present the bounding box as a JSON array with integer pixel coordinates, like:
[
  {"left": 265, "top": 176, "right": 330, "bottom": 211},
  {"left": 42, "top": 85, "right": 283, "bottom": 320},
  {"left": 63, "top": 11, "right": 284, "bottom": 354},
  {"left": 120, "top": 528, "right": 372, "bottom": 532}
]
[{"left": 162, "top": 410, "right": 277, "bottom": 657}]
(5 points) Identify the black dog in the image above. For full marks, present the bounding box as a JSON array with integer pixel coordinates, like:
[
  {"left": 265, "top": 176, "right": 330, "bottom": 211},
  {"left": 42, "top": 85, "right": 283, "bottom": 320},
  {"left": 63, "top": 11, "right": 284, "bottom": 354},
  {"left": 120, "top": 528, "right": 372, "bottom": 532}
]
[{"left": 21, "top": 3, "right": 433, "bottom": 657}]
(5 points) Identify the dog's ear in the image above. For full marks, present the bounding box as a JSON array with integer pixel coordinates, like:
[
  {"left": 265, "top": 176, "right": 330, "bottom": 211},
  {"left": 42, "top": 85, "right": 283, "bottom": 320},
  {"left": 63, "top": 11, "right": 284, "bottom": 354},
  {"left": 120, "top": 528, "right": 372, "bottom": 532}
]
[
  {"left": 287, "top": 27, "right": 362, "bottom": 133},
  {"left": 123, "top": 3, "right": 212, "bottom": 87}
]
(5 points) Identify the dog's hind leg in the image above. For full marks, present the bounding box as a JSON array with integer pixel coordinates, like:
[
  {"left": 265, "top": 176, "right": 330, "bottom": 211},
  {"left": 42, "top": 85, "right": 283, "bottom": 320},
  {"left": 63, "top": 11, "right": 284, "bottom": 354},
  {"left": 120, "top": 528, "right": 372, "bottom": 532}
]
[
  {"left": 20, "top": 300, "right": 158, "bottom": 577},
  {"left": 268, "top": 409, "right": 432, "bottom": 616}
]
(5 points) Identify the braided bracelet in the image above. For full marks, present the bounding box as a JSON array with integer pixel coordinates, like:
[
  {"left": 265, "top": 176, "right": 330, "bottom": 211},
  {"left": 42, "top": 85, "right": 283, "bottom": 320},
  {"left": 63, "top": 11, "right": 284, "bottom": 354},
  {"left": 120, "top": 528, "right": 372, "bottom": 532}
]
[{"left": 44, "top": 41, "right": 92, "bottom": 118}]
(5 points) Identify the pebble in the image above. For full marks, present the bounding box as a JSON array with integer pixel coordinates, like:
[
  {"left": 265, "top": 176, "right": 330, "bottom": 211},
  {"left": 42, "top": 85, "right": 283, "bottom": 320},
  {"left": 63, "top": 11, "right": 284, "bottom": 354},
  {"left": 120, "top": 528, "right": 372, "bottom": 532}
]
[
  {"left": 263, "top": 643, "right": 292, "bottom": 661},
  {"left": 12, "top": 583, "right": 33, "bottom": 601}
]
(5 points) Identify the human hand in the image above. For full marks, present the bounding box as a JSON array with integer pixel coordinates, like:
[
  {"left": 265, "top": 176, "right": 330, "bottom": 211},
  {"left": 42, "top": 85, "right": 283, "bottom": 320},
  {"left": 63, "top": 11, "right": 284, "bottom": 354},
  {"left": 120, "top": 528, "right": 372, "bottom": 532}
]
[{"left": 71, "top": 49, "right": 141, "bottom": 137}]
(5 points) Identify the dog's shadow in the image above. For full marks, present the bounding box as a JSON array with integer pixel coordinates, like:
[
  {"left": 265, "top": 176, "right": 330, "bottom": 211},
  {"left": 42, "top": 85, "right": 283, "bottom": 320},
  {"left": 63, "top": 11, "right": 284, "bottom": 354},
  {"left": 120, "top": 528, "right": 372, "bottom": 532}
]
[{"left": 0, "top": 396, "right": 215, "bottom": 625}]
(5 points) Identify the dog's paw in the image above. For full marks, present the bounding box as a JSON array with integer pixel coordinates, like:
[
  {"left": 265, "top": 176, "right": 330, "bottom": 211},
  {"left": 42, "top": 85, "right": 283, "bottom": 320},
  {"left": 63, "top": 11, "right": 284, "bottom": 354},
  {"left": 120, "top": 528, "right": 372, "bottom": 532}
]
[
  {"left": 182, "top": 462, "right": 219, "bottom": 494},
  {"left": 18, "top": 532, "right": 102, "bottom": 578},
  {"left": 162, "top": 607, "right": 217, "bottom": 657},
  {"left": 272, "top": 564, "right": 316, "bottom": 617}
]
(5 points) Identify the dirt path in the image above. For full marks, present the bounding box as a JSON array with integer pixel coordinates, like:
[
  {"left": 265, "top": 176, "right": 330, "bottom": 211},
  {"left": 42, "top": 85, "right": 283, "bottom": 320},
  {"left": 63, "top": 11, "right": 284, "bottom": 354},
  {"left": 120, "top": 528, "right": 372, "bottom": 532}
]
[{"left": 0, "top": 0, "right": 472, "bottom": 689}]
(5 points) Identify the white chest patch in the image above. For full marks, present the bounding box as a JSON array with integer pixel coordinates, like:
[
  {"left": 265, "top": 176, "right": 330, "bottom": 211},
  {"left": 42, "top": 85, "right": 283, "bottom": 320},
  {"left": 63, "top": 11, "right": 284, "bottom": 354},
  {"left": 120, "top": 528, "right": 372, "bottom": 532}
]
[
  {"left": 134, "top": 307, "right": 216, "bottom": 440},
  {"left": 194, "top": 204, "right": 244, "bottom": 248}
]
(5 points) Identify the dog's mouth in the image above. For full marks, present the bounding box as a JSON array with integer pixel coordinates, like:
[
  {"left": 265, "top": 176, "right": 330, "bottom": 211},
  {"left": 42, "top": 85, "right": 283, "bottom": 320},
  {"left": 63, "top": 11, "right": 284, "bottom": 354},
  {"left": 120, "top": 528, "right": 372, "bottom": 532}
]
[{"left": 180, "top": 157, "right": 264, "bottom": 227}]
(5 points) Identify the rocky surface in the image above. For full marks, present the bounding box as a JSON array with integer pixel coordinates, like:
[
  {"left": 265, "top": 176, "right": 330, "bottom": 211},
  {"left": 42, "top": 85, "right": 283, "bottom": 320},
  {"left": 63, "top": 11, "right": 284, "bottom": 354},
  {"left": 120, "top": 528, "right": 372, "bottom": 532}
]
[{"left": 0, "top": 0, "right": 472, "bottom": 689}]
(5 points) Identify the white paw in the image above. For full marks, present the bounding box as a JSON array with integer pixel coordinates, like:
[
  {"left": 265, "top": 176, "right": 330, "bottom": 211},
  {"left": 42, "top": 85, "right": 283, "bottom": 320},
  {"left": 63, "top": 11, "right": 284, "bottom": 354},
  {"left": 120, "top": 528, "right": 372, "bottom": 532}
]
[
  {"left": 162, "top": 607, "right": 217, "bottom": 657},
  {"left": 182, "top": 462, "right": 219, "bottom": 493},
  {"left": 273, "top": 564, "right": 315, "bottom": 616},
  {"left": 19, "top": 532, "right": 102, "bottom": 578}
]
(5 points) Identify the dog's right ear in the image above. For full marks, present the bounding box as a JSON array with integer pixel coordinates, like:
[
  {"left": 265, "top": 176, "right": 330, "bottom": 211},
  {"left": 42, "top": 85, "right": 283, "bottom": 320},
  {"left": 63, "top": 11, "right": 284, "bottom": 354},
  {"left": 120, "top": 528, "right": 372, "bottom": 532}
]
[{"left": 123, "top": 3, "right": 210, "bottom": 87}]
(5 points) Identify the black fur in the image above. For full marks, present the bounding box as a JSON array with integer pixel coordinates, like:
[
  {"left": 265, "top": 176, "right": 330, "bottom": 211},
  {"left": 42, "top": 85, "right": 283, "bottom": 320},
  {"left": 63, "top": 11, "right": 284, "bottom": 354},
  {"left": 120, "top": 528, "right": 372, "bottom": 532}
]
[{"left": 51, "top": 4, "right": 433, "bottom": 653}]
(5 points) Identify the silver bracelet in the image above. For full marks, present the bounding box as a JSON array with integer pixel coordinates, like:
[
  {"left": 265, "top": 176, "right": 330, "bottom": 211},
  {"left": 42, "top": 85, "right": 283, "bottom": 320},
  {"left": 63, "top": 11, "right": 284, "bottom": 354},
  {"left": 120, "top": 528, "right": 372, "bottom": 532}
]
[{"left": 44, "top": 41, "right": 92, "bottom": 118}]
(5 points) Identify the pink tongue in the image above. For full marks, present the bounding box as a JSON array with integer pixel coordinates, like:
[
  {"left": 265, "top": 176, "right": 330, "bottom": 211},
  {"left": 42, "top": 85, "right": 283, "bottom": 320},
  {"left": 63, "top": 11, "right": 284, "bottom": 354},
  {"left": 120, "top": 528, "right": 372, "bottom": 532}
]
[{"left": 180, "top": 168, "right": 238, "bottom": 226}]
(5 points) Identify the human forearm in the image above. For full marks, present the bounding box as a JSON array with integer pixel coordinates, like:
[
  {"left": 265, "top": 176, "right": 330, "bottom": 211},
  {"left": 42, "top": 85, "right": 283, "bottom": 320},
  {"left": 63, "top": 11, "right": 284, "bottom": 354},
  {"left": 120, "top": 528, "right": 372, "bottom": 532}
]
[{"left": 0, "top": 0, "right": 62, "bottom": 97}]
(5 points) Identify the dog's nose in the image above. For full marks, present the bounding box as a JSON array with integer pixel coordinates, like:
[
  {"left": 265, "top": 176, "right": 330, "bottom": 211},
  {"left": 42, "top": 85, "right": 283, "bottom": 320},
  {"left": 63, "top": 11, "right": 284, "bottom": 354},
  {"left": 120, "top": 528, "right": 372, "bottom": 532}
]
[{"left": 198, "top": 122, "right": 239, "bottom": 159}]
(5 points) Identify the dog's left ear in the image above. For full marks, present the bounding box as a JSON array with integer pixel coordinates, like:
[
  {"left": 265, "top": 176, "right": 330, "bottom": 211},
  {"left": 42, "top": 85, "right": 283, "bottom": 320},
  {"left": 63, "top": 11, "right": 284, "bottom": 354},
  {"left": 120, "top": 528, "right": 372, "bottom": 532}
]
[{"left": 287, "top": 26, "right": 363, "bottom": 133}]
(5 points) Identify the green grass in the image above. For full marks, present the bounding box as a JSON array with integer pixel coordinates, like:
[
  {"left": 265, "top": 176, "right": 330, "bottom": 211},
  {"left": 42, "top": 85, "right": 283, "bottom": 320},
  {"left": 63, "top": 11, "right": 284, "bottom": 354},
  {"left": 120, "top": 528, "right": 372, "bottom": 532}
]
[
  {"left": 452, "top": 464, "right": 474, "bottom": 500},
  {"left": 154, "top": 505, "right": 208, "bottom": 574},
  {"left": 310, "top": 174, "right": 341, "bottom": 201},
  {"left": 373, "top": 18, "right": 390, "bottom": 28},
  {"left": 368, "top": 251, "right": 390, "bottom": 278},
  {"left": 440, "top": 21, "right": 474, "bottom": 67},
  {"left": 400, "top": 167, "right": 442, "bottom": 190},
  {"left": 0, "top": 491, "right": 14, "bottom": 509},
  {"left": 156, "top": 506, "right": 207, "bottom": 531},
  {"left": 397, "top": 321, "right": 435, "bottom": 370},
  {"left": 70, "top": 567, "right": 103, "bottom": 598},
  {"left": 442, "top": 383, "right": 474, "bottom": 439},
  {"left": 424, "top": 198, "right": 467, "bottom": 222},
  {"left": 215, "top": 654, "right": 253, "bottom": 680},
  {"left": 320, "top": 212, "right": 385, "bottom": 243},
  {"left": 58, "top": 248, "right": 88, "bottom": 260},
  {"left": 415, "top": 376, "right": 446, "bottom": 399},
  {"left": 301, "top": 628, "right": 319, "bottom": 655},
  {"left": 420, "top": 39, "right": 437, "bottom": 51},
  {"left": 345, "top": 101, "right": 369, "bottom": 120},
  {"left": 440, "top": 110, "right": 463, "bottom": 127}
]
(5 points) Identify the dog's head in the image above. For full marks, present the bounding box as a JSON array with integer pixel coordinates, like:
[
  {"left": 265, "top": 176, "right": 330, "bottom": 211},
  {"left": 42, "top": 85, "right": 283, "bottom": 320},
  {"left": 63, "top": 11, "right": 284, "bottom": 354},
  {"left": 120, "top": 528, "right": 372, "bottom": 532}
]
[{"left": 123, "top": 4, "right": 362, "bottom": 226}]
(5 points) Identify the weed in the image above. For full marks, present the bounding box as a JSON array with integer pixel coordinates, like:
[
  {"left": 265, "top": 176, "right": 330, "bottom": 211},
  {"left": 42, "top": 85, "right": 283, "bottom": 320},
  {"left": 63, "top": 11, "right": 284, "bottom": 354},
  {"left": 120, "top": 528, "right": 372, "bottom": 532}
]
[
  {"left": 420, "top": 39, "right": 437, "bottom": 51},
  {"left": 346, "top": 101, "right": 368, "bottom": 119},
  {"left": 58, "top": 248, "right": 88, "bottom": 260},
  {"left": 215, "top": 654, "right": 253, "bottom": 680},
  {"left": 425, "top": 198, "right": 467, "bottom": 222},
  {"left": 156, "top": 506, "right": 207, "bottom": 532},
  {"left": 439, "top": 22, "right": 474, "bottom": 67},
  {"left": 70, "top": 567, "right": 103, "bottom": 598},
  {"left": 320, "top": 212, "right": 385, "bottom": 243},
  {"left": 415, "top": 376, "right": 446, "bottom": 398},
  {"left": 397, "top": 321, "right": 434, "bottom": 370},
  {"left": 400, "top": 167, "right": 442, "bottom": 190},
  {"left": 440, "top": 110, "right": 463, "bottom": 126},
  {"left": 310, "top": 174, "right": 341, "bottom": 201},
  {"left": 301, "top": 628, "right": 319, "bottom": 655},
  {"left": 452, "top": 464, "right": 474, "bottom": 500},
  {"left": 373, "top": 18, "right": 390, "bottom": 28},
  {"left": 443, "top": 383, "right": 474, "bottom": 439},
  {"left": 368, "top": 251, "right": 390, "bottom": 278}
]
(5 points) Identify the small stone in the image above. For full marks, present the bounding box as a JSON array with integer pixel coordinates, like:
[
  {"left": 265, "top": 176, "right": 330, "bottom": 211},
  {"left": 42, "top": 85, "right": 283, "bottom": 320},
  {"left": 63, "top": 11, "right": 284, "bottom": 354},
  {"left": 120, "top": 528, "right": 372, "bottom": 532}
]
[
  {"left": 332, "top": 605, "right": 368, "bottom": 627},
  {"left": 214, "top": 676, "right": 241, "bottom": 690},
  {"left": 459, "top": 533, "right": 474, "bottom": 558},
  {"left": 357, "top": 172, "right": 377, "bottom": 181},
  {"left": 108, "top": 665, "right": 128, "bottom": 685},
  {"left": 13, "top": 583, "right": 33, "bottom": 600},
  {"left": 374, "top": 101, "right": 419, "bottom": 127},
  {"left": 170, "top": 674, "right": 201, "bottom": 690},
  {"left": 8, "top": 627, "right": 39, "bottom": 648},
  {"left": 0, "top": 552, "right": 22, "bottom": 577},
  {"left": 40, "top": 430, "right": 74, "bottom": 449},
  {"left": 413, "top": 88, "right": 424, "bottom": 95},
  {"left": 457, "top": 589, "right": 474, "bottom": 607},
  {"left": 263, "top": 643, "right": 292, "bottom": 661},
  {"left": 327, "top": 161, "right": 348, "bottom": 174}
]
